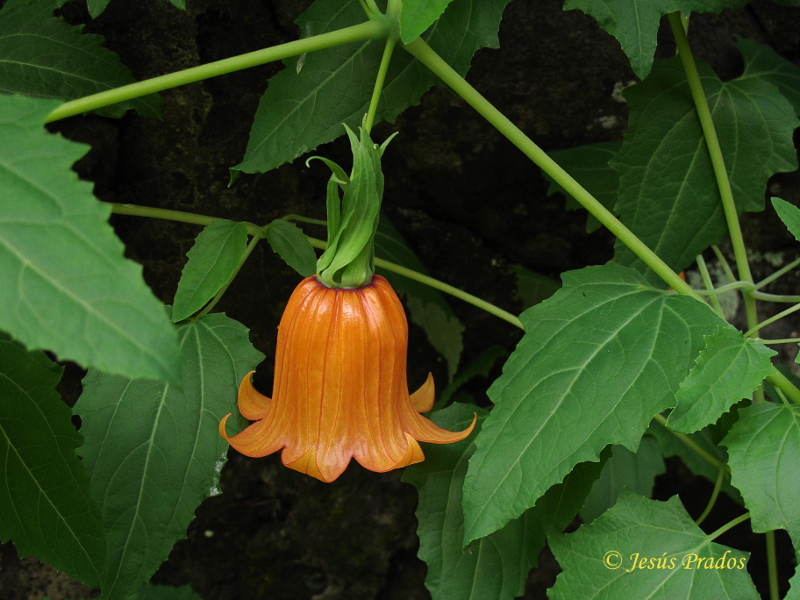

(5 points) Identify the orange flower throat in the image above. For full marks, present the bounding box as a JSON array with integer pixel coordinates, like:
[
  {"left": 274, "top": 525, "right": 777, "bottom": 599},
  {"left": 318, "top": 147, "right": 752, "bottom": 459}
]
[{"left": 219, "top": 275, "right": 475, "bottom": 482}]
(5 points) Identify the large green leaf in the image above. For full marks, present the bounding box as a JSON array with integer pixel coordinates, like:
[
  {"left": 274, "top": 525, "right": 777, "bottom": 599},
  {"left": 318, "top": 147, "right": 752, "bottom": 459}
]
[
  {"left": 233, "top": 0, "right": 512, "bottom": 175},
  {"left": 546, "top": 142, "right": 621, "bottom": 233},
  {"left": 399, "top": 0, "right": 454, "bottom": 43},
  {"left": 75, "top": 313, "right": 263, "bottom": 600},
  {"left": 722, "top": 402, "right": 800, "bottom": 544},
  {"left": 0, "top": 0, "right": 160, "bottom": 118},
  {"left": 612, "top": 57, "right": 798, "bottom": 285},
  {"left": 667, "top": 328, "right": 776, "bottom": 433},
  {"left": 549, "top": 491, "right": 758, "bottom": 600},
  {"left": 462, "top": 262, "right": 724, "bottom": 543},
  {"left": 736, "top": 37, "right": 800, "bottom": 116},
  {"left": 0, "top": 95, "right": 180, "bottom": 383},
  {"left": 376, "top": 215, "right": 463, "bottom": 381},
  {"left": 0, "top": 333, "right": 106, "bottom": 587},
  {"left": 403, "top": 403, "right": 603, "bottom": 600},
  {"left": 562, "top": 0, "right": 745, "bottom": 79},
  {"left": 173, "top": 220, "right": 249, "bottom": 323},
  {"left": 579, "top": 437, "right": 665, "bottom": 524}
]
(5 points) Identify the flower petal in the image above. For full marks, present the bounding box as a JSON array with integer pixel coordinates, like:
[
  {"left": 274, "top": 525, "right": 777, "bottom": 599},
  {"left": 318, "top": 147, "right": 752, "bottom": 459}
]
[{"left": 237, "top": 371, "right": 271, "bottom": 420}]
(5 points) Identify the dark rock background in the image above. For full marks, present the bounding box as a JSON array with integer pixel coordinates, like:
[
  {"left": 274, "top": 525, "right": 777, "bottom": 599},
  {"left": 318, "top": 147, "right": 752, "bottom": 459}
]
[{"left": 1, "top": 0, "right": 800, "bottom": 598}]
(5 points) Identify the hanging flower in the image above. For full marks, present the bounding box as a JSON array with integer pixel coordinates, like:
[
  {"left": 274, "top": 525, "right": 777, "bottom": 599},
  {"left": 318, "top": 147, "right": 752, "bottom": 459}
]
[{"left": 219, "top": 274, "right": 476, "bottom": 482}]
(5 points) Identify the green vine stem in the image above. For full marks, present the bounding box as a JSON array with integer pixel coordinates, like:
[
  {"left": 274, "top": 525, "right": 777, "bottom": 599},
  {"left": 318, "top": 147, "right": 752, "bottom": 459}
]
[
  {"left": 695, "top": 253, "right": 724, "bottom": 317},
  {"left": 46, "top": 20, "right": 387, "bottom": 123},
  {"left": 652, "top": 414, "right": 730, "bottom": 473},
  {"left": 707, "top": 512, "right": 751, "bottom": 542},
  {"left": 711, "top": 245, "right": 738, "bottom": 283},
  {"left": 744, "top": 303, "right": 800, "bottom": 338},
  {"left": 108, "top": 203, "right": 260, "bottom": 236},
  {"left": 756, "top": 256, "right": 800, "bottom": 289},
  {"left": 767, "top": 371, "right": 800, "bottom": 404},
  {"left": 401, "top": 38, "right": 697, "bottom": 299},
  {"left": 753, "top": 291, "right": 800, "bottom": 303},
  {"left": 765, "top": 530, "right": 780, "bottom": 600},
  {"left": 106, "top": 203, "right": 523, "bottom": 330},
  {"left": 668, "top": 13, "right": 759, "bottom": 334},
  {"left": 695, "top": 467, "right": 724, "bottom": 526},
  {"left": 761, "top": 338, "right": 800, "bottom": 345}
]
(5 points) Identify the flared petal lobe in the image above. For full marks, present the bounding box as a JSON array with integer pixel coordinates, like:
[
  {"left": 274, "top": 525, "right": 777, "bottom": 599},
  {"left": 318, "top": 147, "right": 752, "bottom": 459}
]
[{"left": 220, "top": 275, "right": 475, "bottom": 482}]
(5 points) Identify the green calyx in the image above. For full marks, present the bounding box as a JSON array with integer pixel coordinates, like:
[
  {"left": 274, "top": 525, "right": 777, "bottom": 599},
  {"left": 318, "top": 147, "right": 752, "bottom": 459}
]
[{"left": 311, "top": 121, "right": 396, "bottom": 288}]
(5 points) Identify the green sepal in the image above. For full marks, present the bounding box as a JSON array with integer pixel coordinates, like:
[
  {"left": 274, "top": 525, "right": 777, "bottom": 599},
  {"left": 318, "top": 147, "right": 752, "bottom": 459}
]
[{"left": 315, "top": 123, "right": 392, "bottom": 288}]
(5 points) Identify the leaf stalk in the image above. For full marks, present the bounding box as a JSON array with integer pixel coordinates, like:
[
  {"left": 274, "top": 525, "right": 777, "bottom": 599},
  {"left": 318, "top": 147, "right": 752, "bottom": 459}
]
[
  {"left": 401, "top": 37, "right": 698, "bottom": 299},
  {"left": 46, "top": 20, "right": 388, "bottom": 123}
]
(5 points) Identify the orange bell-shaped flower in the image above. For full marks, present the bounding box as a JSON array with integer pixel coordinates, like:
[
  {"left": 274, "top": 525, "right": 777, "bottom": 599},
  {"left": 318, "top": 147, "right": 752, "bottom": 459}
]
[{"left": 219, "top": 274, "right": 476, "bottom": 482}]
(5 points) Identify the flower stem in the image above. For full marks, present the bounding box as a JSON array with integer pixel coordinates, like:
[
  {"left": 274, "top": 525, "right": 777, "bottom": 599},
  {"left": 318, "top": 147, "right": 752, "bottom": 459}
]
[
  {"left": 107, "top": 202, "right": 523, "bottom": 329},
  {"left": 305, "top": 236, "right": 523, "bottom": 329},
  {"left": 46, "top": 20, "right": 388, "bottom": 123},
  {"left": 364, "top": 36, "right": 397, "bottom": 133},
  {"left": 401, "top": 37, "right": 697, "bottom": 298}
]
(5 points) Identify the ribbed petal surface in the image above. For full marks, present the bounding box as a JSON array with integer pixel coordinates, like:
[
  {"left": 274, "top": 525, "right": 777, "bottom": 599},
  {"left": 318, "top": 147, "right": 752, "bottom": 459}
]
[{"left": 220, "top": 275, "right": 475, "bottom": 482}]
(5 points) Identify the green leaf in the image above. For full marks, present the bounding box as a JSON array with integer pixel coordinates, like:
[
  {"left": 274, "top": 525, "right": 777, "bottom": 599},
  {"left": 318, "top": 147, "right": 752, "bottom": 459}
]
[
  {"left": 75, "top": 313, "right": 263, "bottom": 600},
  {"left": 562, "top": 0, "right": 746, "bottom": 79},
  {"left": 399, "top": 0, "right": 454, "bottom": 43},
  {"left": 375, "top": 214, "right": 463, "bottom": 381},
  {"left": 173, "top": 220, "right": 249, "bottom": 323},
  {"left": 772, "top": 197, "right": 800, "bottom": 242},
  {"left": 403, "top": 403, "right": 603, "bottom": 600},
  {"left": 722, "top": 402, "right": 800, "bottom": 543},
  {"left": 233, "top": 0, "right": 512, "bottom": 175},
  {"left": 612, "top": 57, "right": 798, "bottom": 285},
  {"left": 131, "top": 584, "right": 203, "bottom": 600},
  {"left": 546, "top": 142, "right": 621, "bottom": 233},
  {"left": 86, "top": 0, "right": 110, "bottom": 18},
  {"left": 647, "top": 417, "right": 743, "bottom": 505},
  {"left": 736, "top": 37, "right": 800, "bottom": 116},
  {"left": 403, "top": 404, "right": 540, "bottom": 600},
  {"left": 549, "top": 491, "right": 758, "bottom": 600},
  {"left": 462, "top": 262, "right": 724, "bottom": 544},
  {"left": 0, "top": 333, "right": 106, "bottom": 587},
  {"left": 0, "top": 1, "right": 160, "bottom": 118},
  {"left": 265, "top": 219, "right": 318, "bottom": 278},
  {"left": 579, "top": 437, "right": 665, "bottom": 524},
  {"left": 0, "top": 95, "right": 180, "bottom": 383},
  {"left": 667, "top": 328, "right": 776, "bottom": 433},
  {"left": 510, "top": 264, "right": 560, "bottom": 310}
]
